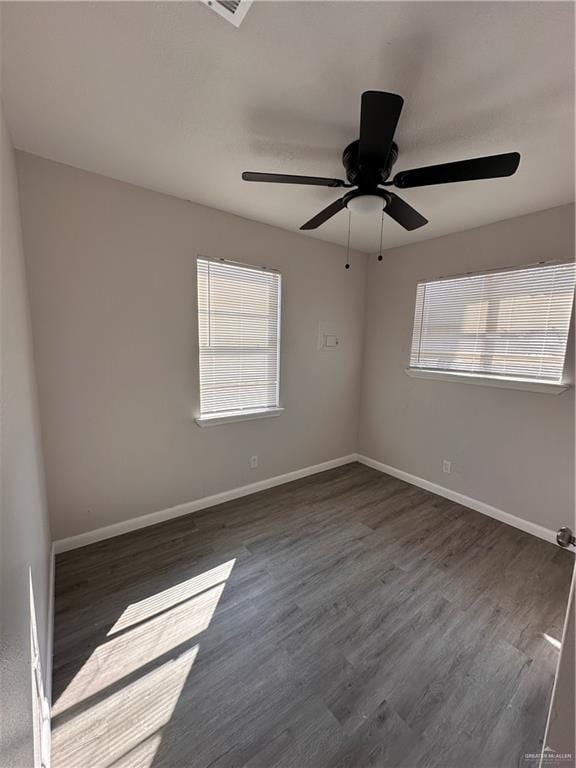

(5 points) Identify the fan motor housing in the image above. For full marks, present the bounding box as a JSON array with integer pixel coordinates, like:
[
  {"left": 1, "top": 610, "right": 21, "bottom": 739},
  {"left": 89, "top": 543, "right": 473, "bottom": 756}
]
[{"left": 342, "top": 139, "right": 399, "bottom": 187}]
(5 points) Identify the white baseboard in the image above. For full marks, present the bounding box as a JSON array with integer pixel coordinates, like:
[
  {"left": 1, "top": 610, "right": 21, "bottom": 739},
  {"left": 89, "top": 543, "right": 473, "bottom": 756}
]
[
  {"left": 53, "top": 454, "right": 358, "bottom": 554},
  {"left": 357, "top": 454, "right": 558, "bottom": 545},
  {"left": 52, "top": 451, "right": 561, "bottom": 555}
]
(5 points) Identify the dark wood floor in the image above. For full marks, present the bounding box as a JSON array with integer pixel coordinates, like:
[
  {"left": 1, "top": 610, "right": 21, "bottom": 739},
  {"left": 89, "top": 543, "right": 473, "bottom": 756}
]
[{"left": 52, "top": 463, "right": 573, "bottom": 768}]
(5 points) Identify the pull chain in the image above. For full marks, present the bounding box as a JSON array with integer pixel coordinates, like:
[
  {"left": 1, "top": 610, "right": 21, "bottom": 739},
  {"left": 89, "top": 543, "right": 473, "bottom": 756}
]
[
  {"left": 345, "top": 209, "right": 351, "bottom": 269},
  {"left": 378, "top": 209, "right": 384, "bottom": 261}
]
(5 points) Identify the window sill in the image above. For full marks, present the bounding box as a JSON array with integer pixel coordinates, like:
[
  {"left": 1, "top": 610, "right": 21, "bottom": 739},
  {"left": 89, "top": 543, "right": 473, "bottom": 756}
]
[
  {"left": 404, "top": 368, "right": 571, "bottom": 394},
  {"left": 195, "top": 407, "right": 284, "bottom": 427}
]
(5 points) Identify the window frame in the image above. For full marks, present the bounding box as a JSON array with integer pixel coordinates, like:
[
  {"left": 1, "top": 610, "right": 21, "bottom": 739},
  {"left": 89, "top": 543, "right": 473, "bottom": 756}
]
[
  {"left": 405, "top": 260, "right": 575, "bottom": 395},
  {"left": 194, "top": 256, "right": 284, "bottom": 426}
]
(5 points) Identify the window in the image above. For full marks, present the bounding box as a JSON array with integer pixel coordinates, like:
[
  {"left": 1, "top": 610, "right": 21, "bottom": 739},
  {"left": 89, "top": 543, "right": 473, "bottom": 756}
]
[
  {"left": 408, "top": 261, "right": 576, "bottom": 387},
  {"left": 196, "top": 257, "right": 282, "bottom": 424}
]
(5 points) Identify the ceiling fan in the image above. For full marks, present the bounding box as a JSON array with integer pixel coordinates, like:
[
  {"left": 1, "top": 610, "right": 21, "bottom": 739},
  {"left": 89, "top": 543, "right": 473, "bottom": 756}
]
[{"left": 242, "top": 91, "right": 520, "bottom": 232}]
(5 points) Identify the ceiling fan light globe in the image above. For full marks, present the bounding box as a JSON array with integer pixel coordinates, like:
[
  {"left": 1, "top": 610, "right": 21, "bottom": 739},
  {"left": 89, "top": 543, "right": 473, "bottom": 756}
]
[{"left": 347, "top": 194, "right": 385, "bottom": 216}]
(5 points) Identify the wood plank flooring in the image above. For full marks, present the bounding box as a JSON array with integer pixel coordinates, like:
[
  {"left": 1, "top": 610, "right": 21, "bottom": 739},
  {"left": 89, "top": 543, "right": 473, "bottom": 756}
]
[{"left": 51, "top": 463, "right": 573, "bottom": 768}]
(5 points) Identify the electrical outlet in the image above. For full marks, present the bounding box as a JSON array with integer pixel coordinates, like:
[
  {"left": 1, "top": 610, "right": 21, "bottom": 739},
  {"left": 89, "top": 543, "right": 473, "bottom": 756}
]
[
  {"left": 250, "top": 455, "right": 258, "bottom": 469},
  {"left": 442, "top": 460, "right": 452, "bottom": 474}
]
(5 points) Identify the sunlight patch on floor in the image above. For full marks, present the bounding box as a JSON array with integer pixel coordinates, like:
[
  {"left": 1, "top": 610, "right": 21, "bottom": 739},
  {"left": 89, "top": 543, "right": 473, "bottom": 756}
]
[
  {"left": 108, "top": 560, "right": 236, "bottom": 636},
  {"left": 543, "top": 632, "right": 562, "bottom": 651},
  {"left": 54, "top": 581, "right": 227, "bottom": 715},
  {"left": 53, "top": 645, "right": 199, "bottom": 768},
  {"left": 52, "top": 559, "right": 238, "bottom": 767},
  {"left": 52, "top": 554, "right": 237, "bottom": 768},
  {"left": 107, "top": 732, "right": 163, "bottom": 768}
]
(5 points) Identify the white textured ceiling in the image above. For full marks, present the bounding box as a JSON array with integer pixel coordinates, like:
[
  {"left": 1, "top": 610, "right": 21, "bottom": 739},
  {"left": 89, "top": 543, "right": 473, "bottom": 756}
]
[{"left": 2, "top": 1, "right": 574, "bottom": 253}]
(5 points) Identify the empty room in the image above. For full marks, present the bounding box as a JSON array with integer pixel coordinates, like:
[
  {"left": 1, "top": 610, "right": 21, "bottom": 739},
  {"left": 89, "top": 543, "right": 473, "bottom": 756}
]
[{"left": 1, "top": 2, "right": 575, "bottom": 767}]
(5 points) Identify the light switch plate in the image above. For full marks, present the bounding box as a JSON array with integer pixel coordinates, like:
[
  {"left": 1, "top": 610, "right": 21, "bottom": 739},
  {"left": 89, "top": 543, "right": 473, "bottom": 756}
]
[
  {"left": 318, "top": 322, "right": 342, "bottom": 351},
  {"left": 324, "top": 334, "right": 339, "bottom": 348}
]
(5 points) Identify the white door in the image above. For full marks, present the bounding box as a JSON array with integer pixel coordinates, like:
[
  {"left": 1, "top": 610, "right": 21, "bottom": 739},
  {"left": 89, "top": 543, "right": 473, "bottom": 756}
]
[{"left": 540, "top": 564, "right": 575, "bottom": 768}]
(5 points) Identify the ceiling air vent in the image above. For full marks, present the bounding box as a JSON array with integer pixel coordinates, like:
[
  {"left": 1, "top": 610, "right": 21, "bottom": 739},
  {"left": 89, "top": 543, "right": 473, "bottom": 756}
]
[{"left": 202, "top": 0, "right": 252, "bottom": 27}]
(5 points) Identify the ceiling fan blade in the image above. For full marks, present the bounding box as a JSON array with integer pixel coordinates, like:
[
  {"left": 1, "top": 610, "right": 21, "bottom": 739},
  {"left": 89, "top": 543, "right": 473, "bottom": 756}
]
[
  {"left": 242, "top": 172, "right": 345, "bottom": 187},
  {"left": 300, "top": 197, "right": 347, "bottom": 230},
  {"left": 358, "top": 91, "right": 404, "bottom": 167},
  {"left": 384, "top": 192, "right": 428, "bottom": 231},
  {"left": 393, "top": 152, "right": 521, "bottom": 188}
]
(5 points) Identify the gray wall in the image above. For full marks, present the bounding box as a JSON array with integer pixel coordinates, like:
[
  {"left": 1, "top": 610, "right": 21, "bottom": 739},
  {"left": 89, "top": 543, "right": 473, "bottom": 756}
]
[
  {"left": 359, "top": 204, "right": 575, "bottom": 534},
  {"left": 0, "top": 106, "right": 51, "bottom": 765},
  {"left": 16, "top": 152, "right": 367, "bottom": 541},
  {"left": 13, "top": 151, "right": 575, "bottom": 546}
]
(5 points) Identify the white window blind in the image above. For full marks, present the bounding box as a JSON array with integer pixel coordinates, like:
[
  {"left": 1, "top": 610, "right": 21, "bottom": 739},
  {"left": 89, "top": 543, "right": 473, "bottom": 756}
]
[
  {"left": 197, "top": 257, "right": 281, "bottom": 417},
  {"left": 409, "top": 261, "right": 576, "bottom": 383}
]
